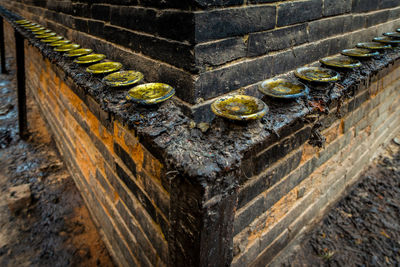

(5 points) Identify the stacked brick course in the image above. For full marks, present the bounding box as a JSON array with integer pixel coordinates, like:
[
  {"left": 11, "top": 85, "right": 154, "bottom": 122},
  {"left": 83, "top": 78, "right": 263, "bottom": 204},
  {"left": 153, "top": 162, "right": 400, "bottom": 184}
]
[
  {"left": 1, "top": 0, "right": 399, "bottom": 111},
  {"left": 1, "top": 1, "right": 400, "bottom": 266}
]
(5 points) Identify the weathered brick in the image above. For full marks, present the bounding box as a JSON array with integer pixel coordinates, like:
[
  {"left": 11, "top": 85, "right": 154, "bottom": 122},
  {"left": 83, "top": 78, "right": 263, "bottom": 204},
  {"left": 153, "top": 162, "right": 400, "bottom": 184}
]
[
  {"left": 91, "top": 4, "right": 110, "bottom": 21},
  {"left": 115, "top": 162, "right": 169, "bottom": 240},
  {"left": 195, "top": 5, "right": 276, "bottom": 42},
  {"left": 277, "top": 0, "right": 322, "bottom": 27},
  {"left": 253, "top": 126, "right": 311, "bottom": 176},
  {"left": 323, "top": 0, "right": 351, "bottom": 16},
  {"left": 195, "top": 37, "right": 247, "bottom": 68},
  {"left": 352, "top": 0, "right": 379, "bottom": 13},
  {"left": 247, "top": 24, "right": 308, "bottom": 56},
  {"left": 238, "top": 149, "right": 302, "bottom": 209},
  {"left": 308, "top": 15, "right": 352, "bottom": 41}
]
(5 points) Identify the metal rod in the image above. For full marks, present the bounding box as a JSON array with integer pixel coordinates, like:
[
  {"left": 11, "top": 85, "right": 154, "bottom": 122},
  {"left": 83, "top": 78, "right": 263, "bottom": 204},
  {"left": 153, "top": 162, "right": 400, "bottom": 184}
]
[
  {"left": 15, "top": 30, "right": 28, "bottom": 139},
  {"left": 0, "top": 18, "right": 6, "bottom": 74}
]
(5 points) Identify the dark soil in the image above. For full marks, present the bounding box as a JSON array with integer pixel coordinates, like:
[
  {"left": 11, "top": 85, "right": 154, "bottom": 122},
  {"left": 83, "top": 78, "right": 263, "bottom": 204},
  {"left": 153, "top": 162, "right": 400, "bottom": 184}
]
[
  {"left": 0, "top": 57, "right": 114, "bottom": 265},
  {"left": 280, "top": 135, "right": 400, "bottom": 266}
]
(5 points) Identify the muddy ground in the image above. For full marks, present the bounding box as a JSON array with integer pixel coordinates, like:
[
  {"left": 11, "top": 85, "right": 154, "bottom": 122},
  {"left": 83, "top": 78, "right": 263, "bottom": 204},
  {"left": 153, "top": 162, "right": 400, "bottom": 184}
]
[
  {"left": 0, "top": 59, "right": 114, "bottom": 266},
  {"left": 279, "top": 135, "right": 400, "bottom": 266}
]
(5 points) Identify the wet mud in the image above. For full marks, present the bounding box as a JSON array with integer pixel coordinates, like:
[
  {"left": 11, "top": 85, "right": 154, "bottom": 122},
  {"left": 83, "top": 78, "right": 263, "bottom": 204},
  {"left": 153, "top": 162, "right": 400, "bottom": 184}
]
[
  {"left": 279, "top": 136, "right": 400, "bottom": 267},
  {"left": 0, "top": 57, "right": 114, "bottom": 266}
]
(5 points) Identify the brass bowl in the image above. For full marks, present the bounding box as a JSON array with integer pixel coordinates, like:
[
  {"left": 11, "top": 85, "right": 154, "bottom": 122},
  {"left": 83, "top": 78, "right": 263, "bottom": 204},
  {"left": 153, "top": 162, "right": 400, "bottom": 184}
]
[
  {"left": 65, "top": 48, "right": 93, "bottom": 57},
  {"left": 383, "top": 32, "right": 400, "bottom": 39},
  {"left": 30, "top": 26, "right": 46, "bottom": 32},
  {"left": 373, "top": 36, "right": 400, "bottom": 45},
  {"left": 54, "top": 44, "right": 81, "bottom": 52},
  {"left": 103, "top": 70, "right": 144, "bottom": 87},
  {"left": 86, "top": 62, "right": 122, "bottom": 74},
  {"left": 49, "top": 40, "right": 71, "bottom": 47},
  {"left": 258, "top": 78, "right": 309, "bottom": 99},
  {"left": 126, "top": 83, "right": 175, "bottom": 105},
  {"left": 41, "top": 36, "right": 63, "bottom": 43},
  {"left": 320, "top": 55, "right": 362, "bottom": 69},
  {"left": 35, "top": 32, "right": 57, "bottom": 39},
  {"left": 15, "top": 20, "right": 30, "bottom": 25},
  {"left": 356, "top": 42, "right": 391, "bottom": 50},
  {"left": 295, "top": 67, "right": 340, "bottom": 83},
  {"left": 74, "top": 54, "right": 106, "bottom": 64},
  {"left": 211, "top": 94, "right": 268, "bottom": 121},
  {"left": 341, "top": 48, "right": 379, "bottom": 58},
  {"left": 34, "top": 29, "right": 52, "bottom": 35},
  {"left": 23, "top": 23, "right": 38, "bottom": 28}
]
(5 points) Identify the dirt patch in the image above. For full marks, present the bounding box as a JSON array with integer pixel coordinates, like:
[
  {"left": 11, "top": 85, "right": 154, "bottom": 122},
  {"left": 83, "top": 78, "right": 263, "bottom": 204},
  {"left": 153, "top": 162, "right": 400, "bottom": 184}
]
[
  {"left": 0, "top": 57, "right": 114, "bottom": 266},
  {"left": 279, "top": 134, "right": 400, "bottom": 266}
]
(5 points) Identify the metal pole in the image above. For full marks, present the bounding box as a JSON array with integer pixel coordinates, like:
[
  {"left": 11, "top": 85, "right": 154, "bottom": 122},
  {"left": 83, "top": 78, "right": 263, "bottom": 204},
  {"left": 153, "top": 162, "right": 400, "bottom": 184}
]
[
  {"left": 15, "top": 30, "right": 28, "bottom": 139},
  {"left": 0, "top": 18, "right": 6, "bottom": 74}
]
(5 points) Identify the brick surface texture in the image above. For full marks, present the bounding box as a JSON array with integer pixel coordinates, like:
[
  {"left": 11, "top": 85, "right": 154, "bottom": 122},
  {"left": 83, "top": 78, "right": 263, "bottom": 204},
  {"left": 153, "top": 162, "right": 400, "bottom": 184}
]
[
  {"left": 18, "top": 27, "right": 169, "bottom": 266},
  {"left": 1, "top": 0, "right": 399, "bottom": 105},
  {"left": 232, "top": 66, "right": 400, "bottom": 266}
]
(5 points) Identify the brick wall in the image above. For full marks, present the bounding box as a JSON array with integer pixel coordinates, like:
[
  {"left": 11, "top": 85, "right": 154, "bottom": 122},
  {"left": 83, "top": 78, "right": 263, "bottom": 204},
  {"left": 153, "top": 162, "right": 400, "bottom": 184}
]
[
  {"left": 1, "top": 0, "right": 399, "bottom": 109},
  {"left": 2, "top": 4, "right": 400, "bottom": 266},
  {"left": 232, "top": 64, "right": 400, "bottom": 266},
  {"left": 18, "top": 21, "right": 170, "bottom": 266}
]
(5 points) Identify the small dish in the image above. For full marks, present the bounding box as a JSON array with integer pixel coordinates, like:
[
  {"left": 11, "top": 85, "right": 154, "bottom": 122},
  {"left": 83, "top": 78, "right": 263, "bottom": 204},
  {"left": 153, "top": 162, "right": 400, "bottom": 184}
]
[
  {"left": 373, "top": 36, "right": 400, "bottom": 45},
  {"left": 30, "top": 26, "right": 45, "bottom": 32},
  {"left": 356, "top": 42, "right": 391, "bottom": 50},
  {"left": 294, "top": 67, "right": 340, "bottom": 83},
  {"left": 65, "top": 48, "right": 93, "bottom": 57},
  {"left": 54, "top": 44, "right": 81, "bottom": 52},
  {"left": 34, "top": 29, "right": 52, "bottom": 35},
  {"left": 126, "top": 83, "right": 175, "bottom": 105},
  {"left": 86, "top": 62, "right": 122, "bottom": 74},
  {"left": 23, "top": 23, "right": 38, "bottom": 28},
  {"left": 383, "top": 32, "right": 400, "bottom": 39},
  {"left": 397, "top": 28, "right": 400, "bottom": 33},
  {"left": 103, "top": 70, "right": 144, "bottom": 87},
  {"left": 320, "top": 55, "right": 362, "bottom": 69},
  {"left": 49, "top": 40, "right": 71, "bottom": 47},
  {"left": 258, "top": 78, "right": 309, "bottom": 99},
  {"left": 15, "top": 20, "right": 30, "bottom": 25},
  {"left": 341, "top": 48, "right": 379, "bottom": 58},
  {"left": 41, "top": 36, "right": 63, "bottom": 43},
  {"left": 74, "top": 54, "right": 106, "bottom": 64},
  {"left": 211, "top": 94, "right": 268, "bottom": 121},
  {"left": 35, "top": 32, "right": 57, "bottom": 39}
]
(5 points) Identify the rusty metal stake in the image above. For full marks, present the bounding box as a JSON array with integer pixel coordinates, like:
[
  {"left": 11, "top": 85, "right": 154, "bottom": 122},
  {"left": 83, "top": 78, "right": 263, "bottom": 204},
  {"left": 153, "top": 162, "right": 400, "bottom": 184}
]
[
  {"left": 0, "top": 18, "right": 6, "bottom": 74},
  {"left": 15, "top": 30, "right": 28, "bottom": 139}
]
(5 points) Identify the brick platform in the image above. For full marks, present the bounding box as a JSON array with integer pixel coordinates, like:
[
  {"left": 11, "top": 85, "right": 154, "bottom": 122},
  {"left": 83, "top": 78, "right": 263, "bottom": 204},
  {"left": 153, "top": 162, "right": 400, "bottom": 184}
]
[{"left": 1, "top": 4, "right": 400, "bottom": 267}]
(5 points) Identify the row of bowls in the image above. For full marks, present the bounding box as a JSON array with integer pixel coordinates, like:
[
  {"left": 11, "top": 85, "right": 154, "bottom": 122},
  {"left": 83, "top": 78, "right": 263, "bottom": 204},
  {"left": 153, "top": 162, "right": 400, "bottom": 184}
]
[
  {"left": 211, "top": 29, "right": 400, "bottom": 121},
  {"left": 15, "top": 19, "right": 176, "bottom": 105}
]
